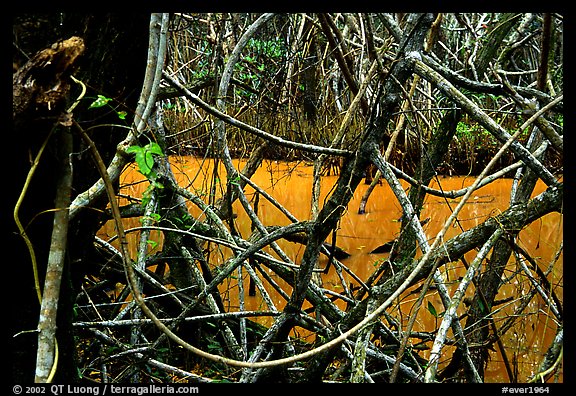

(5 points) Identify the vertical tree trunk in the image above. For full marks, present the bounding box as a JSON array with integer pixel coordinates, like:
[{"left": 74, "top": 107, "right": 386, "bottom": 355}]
[
  {"left": 390, "top": 13, "right": 520, "bottom": 270},
  {"left": 460, "top": 13, "right": 556, "bottom": 380},
  {"left": 259, "top": 13, "right": 436, "bottom": 383},
  {"left": 12, "top": 13, "right": 150, "bottom": 383}
]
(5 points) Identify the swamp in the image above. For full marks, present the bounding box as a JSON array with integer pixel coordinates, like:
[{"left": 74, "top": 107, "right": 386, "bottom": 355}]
[{"left": 11, "top": 13, "right": 563, "bottom": 384}]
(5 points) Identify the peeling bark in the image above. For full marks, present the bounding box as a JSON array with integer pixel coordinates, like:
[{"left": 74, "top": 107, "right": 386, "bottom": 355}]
[{"left": 13, "top": 36, "right": 85, "bottom": 122}]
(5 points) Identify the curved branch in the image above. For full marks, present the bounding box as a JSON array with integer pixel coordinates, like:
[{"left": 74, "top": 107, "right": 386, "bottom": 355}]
[
  {"left": 413, "top": 58, "right": 560, "bottom": 187},
  {"left": 161, "top": 70, "right": 352, "bottom": 157},
  {"left": 424, "top": 228, "right": 504, "bottom": 382},
  {"left": 422, "top": 53, "right": 560, "bottom": 109},
  {"left": 69, "top": 13, "right": 169, "bottom": 219}
]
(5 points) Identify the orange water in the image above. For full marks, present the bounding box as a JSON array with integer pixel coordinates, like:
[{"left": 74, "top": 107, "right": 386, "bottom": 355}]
[{"left": 99, "top": 156, "right": 563, "bottom": 382}]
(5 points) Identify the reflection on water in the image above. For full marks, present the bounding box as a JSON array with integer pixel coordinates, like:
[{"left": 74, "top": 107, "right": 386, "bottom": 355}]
[{"left": 100, "top": 156, "right": 563, "bottom": 383}]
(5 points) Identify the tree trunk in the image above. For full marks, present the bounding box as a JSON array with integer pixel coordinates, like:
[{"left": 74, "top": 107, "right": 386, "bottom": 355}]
[
  {"left": 12, "top": 13, "right": 149, "bottom": 383},
  {"left": 256, "top": 13, "right": 438, "bottom": 383}
]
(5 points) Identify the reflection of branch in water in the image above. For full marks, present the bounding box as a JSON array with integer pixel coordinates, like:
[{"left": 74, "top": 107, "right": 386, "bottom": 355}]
[
  {"left": 433, "top": 195, "right": 496, "bottom": 204},
  {"left": 369, "top": 217, "right": 430, "bottom": 254},
  {"left": 256, "top": 225, "right": 352, "bottom": 260},
  {"left": 337, "top": 234, "right": 384, "bottom": 240}
]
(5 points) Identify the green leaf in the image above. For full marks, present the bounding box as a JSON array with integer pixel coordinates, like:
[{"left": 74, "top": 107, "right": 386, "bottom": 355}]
[
  {"left": 151, "top": 180, "right": 164, "bottom": 190},
  {"left": 427, "top": 301, "right": 438, "bottom": 318},
  {"left": 137, "top": 153, "right": 153, "bottom": 175},
  {"left": 229, "top": 175, "right": 241, "bottom": 186},
  {"left": 125, "top": 145, "right": 143, "bottom": 155},
  {"left": 144, "top": 150, "right": 155, "bottom": 171},
  {"left": 117, "top": 110, "right": 127, "bottom": 120},
  {"left": 145, "top": 142, "right": 164, "bottom": 156},
  {"left": 126, "top": 144, "right": 164, "bottom": 178},
  {"left": 478, "top": 299, "right": 486, "bottom": 314},
  {"left": 88, "top": 94, "right": 112, "bottom": 109}
]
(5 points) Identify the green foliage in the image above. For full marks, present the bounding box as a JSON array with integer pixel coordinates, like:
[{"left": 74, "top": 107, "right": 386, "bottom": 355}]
[
  {"left": 189, "top": 40, "right": 213, "bottom": 80},
  {"left": 228, "top": 174, "right": 241, "bottom": 186},
  {"left": 126, "top": 142, "right": 165, "bottom": 207},
  {"left": 141, "top": 212, "right": 161, "bottom": 226},
  {"left": 233, "top": 37, "right": 286, "bottom": 94},
  {"left": 477, "top": 299, "right": 487, "bottom": 314},
  {"left": 455, "top": 121, "right": 474, "bottom": 139},
  {"left": 247, "top": 37, "right": 285, "bottom": 59},
  {"left": 88, "top": 94, "right": 112, "bottom": 109},
  {"left": 455, "top": 121, "right": 494, "bottom": 143},
  {"left": 172, "top": 212, "right": 194, "bottom": 228},
  {"left": 88, "top": 94, "right": 127, "bottom": 120},
  {"left": 126, "top": 142, "right": 164, "bottom": 179},
  {"left": 427, "top": 301, "right": 438, "bottom": 318},
  {"left": 553, "top": 113, "right": 563, "bottom": 129},
  {"left": 141, "top": 183, "right": 163, "bottom": 208}
]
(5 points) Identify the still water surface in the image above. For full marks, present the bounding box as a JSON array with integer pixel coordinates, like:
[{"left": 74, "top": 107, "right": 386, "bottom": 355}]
[{"left": 101, "top": 156, "right": 563, "bottom": 382}]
